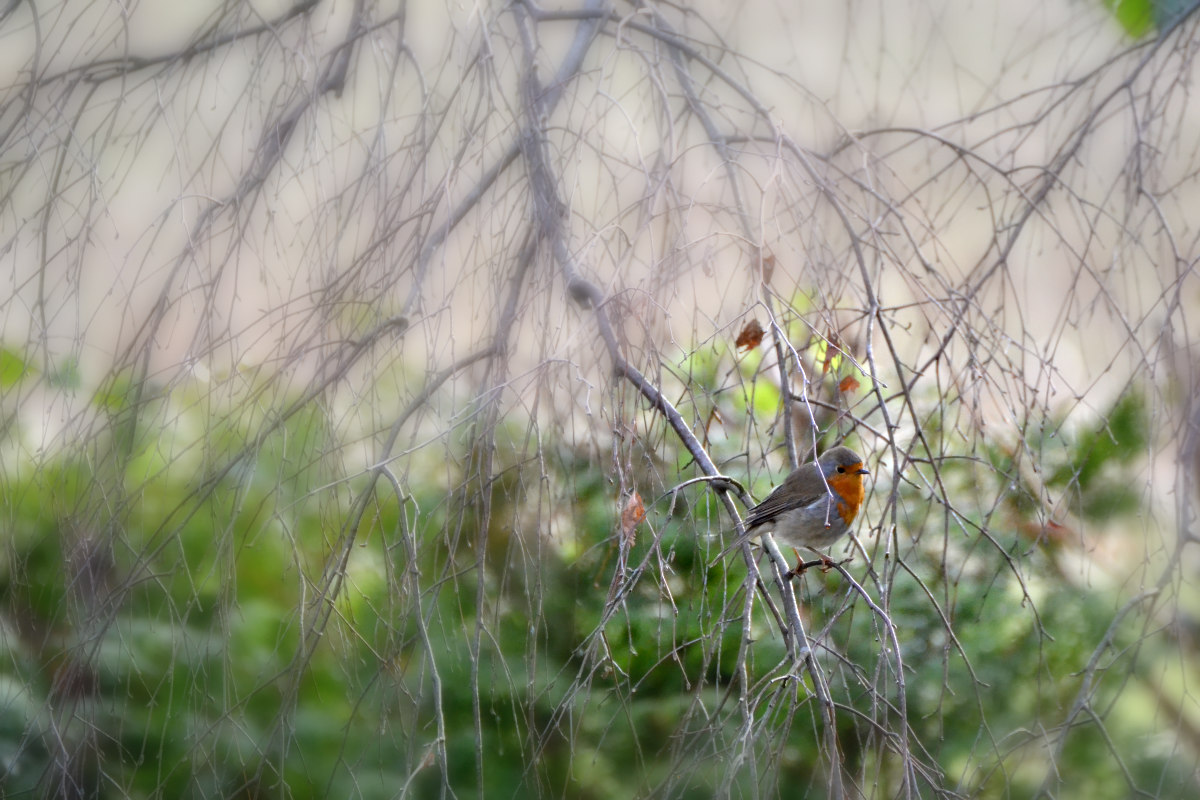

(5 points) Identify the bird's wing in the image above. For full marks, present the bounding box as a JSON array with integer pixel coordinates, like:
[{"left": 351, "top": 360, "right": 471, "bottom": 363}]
[{"left": 744, "top": 474, "right": 831, "bottom": 529}]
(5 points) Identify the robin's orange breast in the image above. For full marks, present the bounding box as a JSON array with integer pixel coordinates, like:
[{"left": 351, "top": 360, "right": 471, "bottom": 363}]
[{"left": 827, "top": 470, "right": 866, "bottom": 526}]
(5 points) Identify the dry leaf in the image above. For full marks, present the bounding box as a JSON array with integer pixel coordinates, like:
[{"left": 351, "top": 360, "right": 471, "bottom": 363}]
[
  {"left": 839, "top": 375, "right": 861, "bottom": 393},
  {"left": 760, "top": 251, "right": 776, "bottom": 284},
  {"left": 621, "top": 491, "right": 646, "bottom": 541},
  {"left": 822, "top": 332, "right": 842, "bottom": 374},
  {"left": 735, "top": 319, "right": 764, "bottom": 352}
]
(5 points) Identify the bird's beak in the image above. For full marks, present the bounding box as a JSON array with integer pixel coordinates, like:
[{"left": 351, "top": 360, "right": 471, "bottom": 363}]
[{"left": 856, "top": 466, "right": 869, "bottom": 474}]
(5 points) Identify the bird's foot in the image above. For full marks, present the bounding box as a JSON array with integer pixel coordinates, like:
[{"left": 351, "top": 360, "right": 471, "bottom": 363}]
[{"left": 785, "top": 553, "right": 851, "bottom": 580}]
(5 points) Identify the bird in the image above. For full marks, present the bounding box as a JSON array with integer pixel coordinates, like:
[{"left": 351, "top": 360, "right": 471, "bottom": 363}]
[{"left": 741, "top": 446, "right": 869, "bottom": 577}]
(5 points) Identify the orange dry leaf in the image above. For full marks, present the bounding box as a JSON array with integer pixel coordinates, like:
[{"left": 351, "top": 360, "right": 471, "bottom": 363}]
[
  {"left": 621, "top": 491, "right": 646, "bottom": 541},
  {"left": 822, "top": 331, "right": 842, "bottom": 374},
  {"left": 838, "top": 375, "right": 861, "bottom": 393},
  {"left": 735, "top": 319, "right": 764, "bottom": 352}
]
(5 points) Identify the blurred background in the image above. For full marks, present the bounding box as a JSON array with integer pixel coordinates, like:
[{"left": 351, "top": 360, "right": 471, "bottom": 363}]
[{"left": 2, "top": 0, "right": 1198, "bottom": 797}]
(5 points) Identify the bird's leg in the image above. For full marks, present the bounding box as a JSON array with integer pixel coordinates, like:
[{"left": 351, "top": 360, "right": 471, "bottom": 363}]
[{"left": 784, "top": 548, "right": 805, "bottom": 579}]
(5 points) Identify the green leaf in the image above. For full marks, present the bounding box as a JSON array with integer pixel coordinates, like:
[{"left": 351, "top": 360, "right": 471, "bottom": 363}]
[
  {"left": 47, "top": 354, "right": 81, "bottom": 390},
  {"left": 1103, "top": 0, "right": 1155, "bottom": 37},
  {"left": 0, "top": 345, "right": 33, "bottom": 389}
]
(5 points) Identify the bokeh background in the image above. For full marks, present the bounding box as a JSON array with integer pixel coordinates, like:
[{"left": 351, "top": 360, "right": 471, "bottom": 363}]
[{"left": 2, "top": 1, "right": 1199, "bottom": 797}]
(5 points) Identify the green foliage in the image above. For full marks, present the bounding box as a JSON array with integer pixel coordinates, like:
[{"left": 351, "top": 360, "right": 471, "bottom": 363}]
[
  {"left": 0, "top": 351, "right": 1190, "bottom": 799},
  {"left": 1045, "top": 391, "right": 1148, "bottom": 519},
  {"left": 844, "top": 549, "right": 1179, "bottom": 799},
  {"left": 0, "top": 368, "right": 349, "bottom": 797}
]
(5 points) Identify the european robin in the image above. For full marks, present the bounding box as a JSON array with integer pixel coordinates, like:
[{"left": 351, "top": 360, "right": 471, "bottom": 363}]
[{"left": 742, "top": 446, "right": 869, "bottom": 576}]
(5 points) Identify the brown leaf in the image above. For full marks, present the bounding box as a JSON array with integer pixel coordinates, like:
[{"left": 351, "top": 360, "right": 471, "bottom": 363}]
[
  {"left": 735, "top": 319, "right": 764, "bottom": 352},
  {"left": 822, "top": 332, "right": 842, "bottom": 374},
  {"left": 621, "top": 491, "right": 646, "bottom": 541},
  {"left": 760, "top": 251, "right": 776, "bottom": 284},
  {"left": 838, "top": 375, "right": 861, "bottom": 393}
]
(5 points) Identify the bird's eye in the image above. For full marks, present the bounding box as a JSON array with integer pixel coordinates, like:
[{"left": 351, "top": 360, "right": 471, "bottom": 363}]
[{"left": 836, "top": 466, "right": 845, "bottom": 473}]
